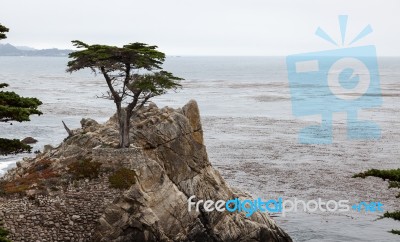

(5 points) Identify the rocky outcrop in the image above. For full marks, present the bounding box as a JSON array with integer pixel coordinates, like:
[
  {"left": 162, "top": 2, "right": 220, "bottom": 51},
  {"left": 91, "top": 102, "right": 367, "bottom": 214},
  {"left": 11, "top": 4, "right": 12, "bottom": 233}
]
[
  {"left": 0, "top": 100, "right": 291, "bottom": 242},
  {"left": 94, "top": 100, "right": 291, "bottom": 242},
  {"left": 21, "top": 137, "right": 38, "bottom": 144}
]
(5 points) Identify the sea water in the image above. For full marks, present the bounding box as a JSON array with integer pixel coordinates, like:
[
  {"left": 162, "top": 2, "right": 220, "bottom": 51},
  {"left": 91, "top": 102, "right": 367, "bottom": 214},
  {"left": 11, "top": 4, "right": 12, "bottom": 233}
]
[{"left": 0, "top": 56, "right": 399, "bottom": 241}]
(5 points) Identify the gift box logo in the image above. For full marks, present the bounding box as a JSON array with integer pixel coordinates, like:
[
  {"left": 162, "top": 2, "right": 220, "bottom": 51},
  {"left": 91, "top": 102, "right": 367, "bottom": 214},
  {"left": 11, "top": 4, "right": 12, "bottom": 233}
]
[{"left": 286, "top": 15, "right": 381, "bottom": 144}]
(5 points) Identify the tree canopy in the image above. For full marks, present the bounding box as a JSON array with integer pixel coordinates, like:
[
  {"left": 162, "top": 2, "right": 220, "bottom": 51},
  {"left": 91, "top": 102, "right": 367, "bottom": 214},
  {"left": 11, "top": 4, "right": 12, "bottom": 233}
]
[
  {"left": 67, "top": 41, "right": 182, "bottom": 148},
  {"left": 0, "top": 23, "right": 42, "bottom": 155},
  {"left": 0, "top": 83, "right": 42, "bottom": 122}
]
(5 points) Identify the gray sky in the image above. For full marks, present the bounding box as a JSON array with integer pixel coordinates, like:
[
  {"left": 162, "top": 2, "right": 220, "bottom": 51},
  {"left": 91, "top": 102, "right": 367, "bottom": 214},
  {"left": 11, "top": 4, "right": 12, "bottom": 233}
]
[{"left": 1, "top": 0, "right": 399, "bottom": 56}]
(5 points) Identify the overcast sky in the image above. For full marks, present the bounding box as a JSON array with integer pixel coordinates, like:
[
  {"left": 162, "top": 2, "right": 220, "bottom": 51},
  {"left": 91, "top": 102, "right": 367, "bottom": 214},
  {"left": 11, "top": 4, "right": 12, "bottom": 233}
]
[{"left": 0, "top": 0, "right": 399, "bottom": 56}]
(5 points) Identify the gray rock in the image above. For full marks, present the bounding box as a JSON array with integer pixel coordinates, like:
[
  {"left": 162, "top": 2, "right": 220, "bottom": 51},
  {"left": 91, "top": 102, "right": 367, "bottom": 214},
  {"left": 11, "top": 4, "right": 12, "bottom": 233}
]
[
  {"left": 21, "top": 137, "right": 38, "bottom": 144},
  {"left": 93, "top": 100, "right": 292, "bottom": 242},
  {"left": 80, "top": 118, "right": 99, "bottom": 133},
  {"left": 43, "top": 145, "right": 54, "bottom": 153},
  {"left": 1, "top": 101, "right": 292, "bottom": 242}
]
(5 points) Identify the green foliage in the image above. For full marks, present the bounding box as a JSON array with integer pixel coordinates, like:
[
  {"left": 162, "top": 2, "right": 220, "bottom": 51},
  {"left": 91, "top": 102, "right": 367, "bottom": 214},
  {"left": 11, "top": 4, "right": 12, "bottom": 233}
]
[
  {"left": 0, "top": 84, "right": 42, "bottom": 155},
  {"left": 66, "top": 40, "right": 182, "bottom": 147},
  {"left": 67, "top": 41, "right": 167, "bottom": 72},
  {"left": 108, "top": 168, "right": 136, "bottom": 189},
  {"left": 390, "top": 229, "right": 400, "bottom": 235},
  {"left": 355, "top": 169, "right": 400, "bottom": 235},
  {"left": 389, "top": 181, "right": 400, "bottom": 189},
  {"left": 66, "top": 40, "right": 182, "bottom": 100},
  {"left": 68, "top": 159, "right": 102, "bottom": 180},
  {"left": 0, "top": 83, "right": 43, "bottom": 122},
  {"left": 0, "top": 226, "right": 10, "bottom": 242},
  {"left": 0, "top": 138, "right": 31, "bottom": 155},
  {"left": 353, "top": 169, "right": 400, "bottom": 199},
  {"left": 0, "top": 24, "right": 43, "bottom": 155},
  {"left": 384, "top": 211, "right": 400, "bottom": 221},
  {"left": 0, "top": 227, "right": 9, "bottom": 237},
  {"left": 353, "top": 169, "right": 400, "bottom": 182},
  {"left": 130, "top": 71, "right": 182, "bottom": 96},
  {"left": 0, "top": 23, "right": 8, "bottom": 40}
]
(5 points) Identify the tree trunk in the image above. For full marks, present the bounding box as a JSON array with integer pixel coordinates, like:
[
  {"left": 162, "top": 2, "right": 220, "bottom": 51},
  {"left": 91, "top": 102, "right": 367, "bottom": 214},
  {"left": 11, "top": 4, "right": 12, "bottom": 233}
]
[{"left": 117, "top": 108, "right": 131, "bottom": 148}]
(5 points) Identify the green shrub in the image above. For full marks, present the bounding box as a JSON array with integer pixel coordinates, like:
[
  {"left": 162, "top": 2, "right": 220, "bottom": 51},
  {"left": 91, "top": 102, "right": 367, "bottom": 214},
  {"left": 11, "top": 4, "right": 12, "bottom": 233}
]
[
  {"left": 68, "top": 159, "right": 101, "bottom": 180},
  {"left": 354, "top": 168, "right": 400, "bottom": 235},
  {"left": 0, "top": 138, "right": 31, "bottom": 155},
  {"left": 389, "top": 181, "right": 400, "bottom": 189},
  {"left": 108, "top": 168, "right": 136, "bottom": 189},
  {"left": 390, "top": 229, "right": 400, "bottom": 235},
  {"left": 0, "top": 227, "right": 11, "bottom": 242},
  {"left": 353, "top": 169, "right": 400, "bottom": 182},
  {"left": 384, "top": 211, "right": 400, "bottom": 221}
]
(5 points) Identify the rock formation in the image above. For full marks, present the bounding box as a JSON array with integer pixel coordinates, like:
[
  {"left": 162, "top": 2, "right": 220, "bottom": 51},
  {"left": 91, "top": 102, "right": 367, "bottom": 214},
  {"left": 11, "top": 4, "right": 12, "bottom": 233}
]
[
  {"left": 0, "top": 100, "right": 292, "bottom": 242},
  {"left": 20, "top": 137, "right": 38, "bottom": 144}
]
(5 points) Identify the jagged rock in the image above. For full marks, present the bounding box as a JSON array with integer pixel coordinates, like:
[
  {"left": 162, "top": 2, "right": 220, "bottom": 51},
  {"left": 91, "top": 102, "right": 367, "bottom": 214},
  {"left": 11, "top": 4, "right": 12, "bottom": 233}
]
[
  {"left": 81, "top": 118, "right": 99, "bottom": 133},
  {"left": 0, "top": 100, "right": 291, "bottom": 242},
  {"left": 93, "top": 100, "right": 291, "bottom": 242},
  {"left": 182, "top": 99, "right": 204, "bottom": 144}
]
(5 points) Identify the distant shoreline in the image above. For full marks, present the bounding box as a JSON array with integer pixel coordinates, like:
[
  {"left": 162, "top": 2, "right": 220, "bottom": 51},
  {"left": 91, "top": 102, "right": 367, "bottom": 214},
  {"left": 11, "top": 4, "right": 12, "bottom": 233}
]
[{"left": 0, "top": 43, "right": 73, "bottom": 57}]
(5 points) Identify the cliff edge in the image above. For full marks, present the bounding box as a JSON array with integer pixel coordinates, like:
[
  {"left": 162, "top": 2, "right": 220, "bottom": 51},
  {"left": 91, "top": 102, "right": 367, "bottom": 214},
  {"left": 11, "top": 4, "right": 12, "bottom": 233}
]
[{"left": 0, "top": 100, "right": 292, "bottom": 242}]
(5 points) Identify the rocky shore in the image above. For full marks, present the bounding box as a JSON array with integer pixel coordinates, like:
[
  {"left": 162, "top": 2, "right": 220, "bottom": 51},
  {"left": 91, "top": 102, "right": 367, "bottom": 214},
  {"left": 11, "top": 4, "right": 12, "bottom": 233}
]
[{"left": 0, "top": 100, "right": 291, "bottom": 242}]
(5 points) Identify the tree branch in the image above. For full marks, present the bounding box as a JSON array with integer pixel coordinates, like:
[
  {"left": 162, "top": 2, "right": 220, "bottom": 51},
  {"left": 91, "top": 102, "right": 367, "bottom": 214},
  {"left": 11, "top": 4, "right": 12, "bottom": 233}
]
[
  {"left": 121, "top": 63, "right": 131, "bottom": 100},
  {"left": 136, "top": 93, "right": 153, "bottom": 110},
  {"left": 101, "top": 66, "right": 121, "bottom": 103},
  {"left": 126, "top": 90, "right": 141, "bottom": 115}
]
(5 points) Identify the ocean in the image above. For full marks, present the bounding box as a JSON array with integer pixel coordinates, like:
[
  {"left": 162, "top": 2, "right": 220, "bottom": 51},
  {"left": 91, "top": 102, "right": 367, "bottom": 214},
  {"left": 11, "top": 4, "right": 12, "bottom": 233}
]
[
  {"left": 0, "top": 56, "right": 294, "bottom": 172},
  {"left": 0, "top": 56, "right": 399, "bottom": 241}
]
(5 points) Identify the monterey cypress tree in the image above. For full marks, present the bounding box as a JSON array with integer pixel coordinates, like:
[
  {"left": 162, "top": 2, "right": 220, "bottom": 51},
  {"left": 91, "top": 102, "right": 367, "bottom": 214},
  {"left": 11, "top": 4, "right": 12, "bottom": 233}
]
[
  {"left": 0, "top": 23, "right": 42, "bottom": 155},
  {"left": 67, "top": 41, "right": 182, "bottom": 148}
]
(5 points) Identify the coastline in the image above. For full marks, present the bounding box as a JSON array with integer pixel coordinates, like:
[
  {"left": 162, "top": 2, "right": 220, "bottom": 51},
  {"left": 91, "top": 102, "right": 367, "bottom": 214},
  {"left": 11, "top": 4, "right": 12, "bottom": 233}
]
[{"left": 0, "top": 56, "right": 399, "bottom": 241}]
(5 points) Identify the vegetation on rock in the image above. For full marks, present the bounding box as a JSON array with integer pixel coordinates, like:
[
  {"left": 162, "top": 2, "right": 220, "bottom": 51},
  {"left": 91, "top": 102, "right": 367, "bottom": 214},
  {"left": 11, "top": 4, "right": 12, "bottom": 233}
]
[
  {"left": 68, "top": 159, "right": 102, "bottom": 180},
  {"left": 0, "top": 159, "right": 57, "bottom": 195},
  {"left": 0, "top": 138, "right": 31, "bottom": 155},
  {"left": 384, "top": 211, "right": 400, "bottom": 221},
  {"left": 353, "top": 168, "right": 400, "bottom": 182},
  {"left": 108, "top": 168, "right": 136, "bottom": 189},
  {"left": 0, "top": 226, "right": 11, "bottom": 242},
  {"left": 353, "top": 168, "right": 400, "bottom": 198},
  {"left": 354, "top": 168, "right": 400, "bottom": 235},
  {"left": 390, "top": 230, "right": 400, "bottom": 235}
]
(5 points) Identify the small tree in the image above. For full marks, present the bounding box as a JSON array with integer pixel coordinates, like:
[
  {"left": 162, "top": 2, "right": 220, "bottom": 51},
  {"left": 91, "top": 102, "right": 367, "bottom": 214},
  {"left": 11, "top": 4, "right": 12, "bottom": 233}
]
[
  {"left": 0, "top": 23, "right": 43, "bottom": 155},
  {"left": 67, "top": 41, "right": 182, "bottom": 148}
]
